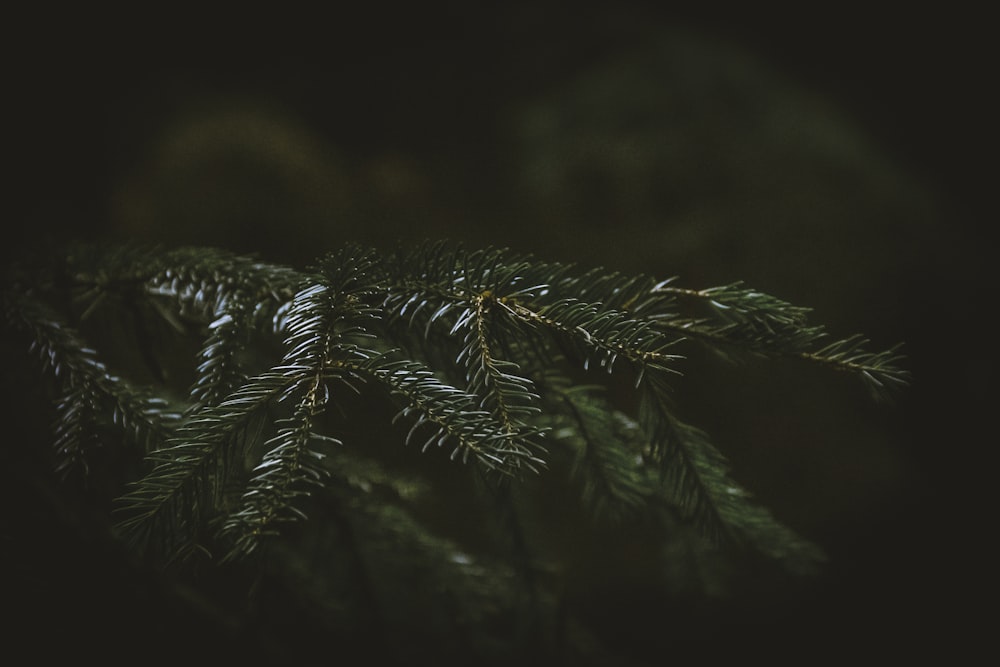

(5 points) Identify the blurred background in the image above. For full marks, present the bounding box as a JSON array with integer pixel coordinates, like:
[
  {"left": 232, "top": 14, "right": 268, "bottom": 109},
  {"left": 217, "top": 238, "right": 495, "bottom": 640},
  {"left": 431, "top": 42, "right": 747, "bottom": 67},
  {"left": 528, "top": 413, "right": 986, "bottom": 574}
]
[{"left": 3, "top": 1, "right": 990, "bottom": 663}]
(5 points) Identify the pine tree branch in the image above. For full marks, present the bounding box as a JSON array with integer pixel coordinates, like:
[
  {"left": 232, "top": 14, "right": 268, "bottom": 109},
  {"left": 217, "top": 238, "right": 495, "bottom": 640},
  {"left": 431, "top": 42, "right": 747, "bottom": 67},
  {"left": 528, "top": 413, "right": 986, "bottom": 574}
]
[
  {"left": 638, "top": 377, "right": 826, "bottom": 573},
  {"left": 801, "top": 335, "right": 910, "bottom": 402},
  {"left": 364, "top": 356, "right": 546, "bottom": 473},
  {"left": 4, "top": 239, "right": 906, "bottom": 582},
  {"left": 217, "top": 248, "right": 382, "bottom": 558},
  {"left": 114, "top": 370, "right": 297, "bottom": 562},
  {"left": 3, "top": 285, "right": 181, "bottom": 473},
  {"left": 221, "top": 376, "right": 334, "bottom": 559},
  {"left": 453, "top": 291, "right": 543, "bottom": 432},
  {"left": 142, "top": 245, "right": 304, "bottom": 328},
  {"left": 542, "top": 381, "right": 650, "bottom": 520}
]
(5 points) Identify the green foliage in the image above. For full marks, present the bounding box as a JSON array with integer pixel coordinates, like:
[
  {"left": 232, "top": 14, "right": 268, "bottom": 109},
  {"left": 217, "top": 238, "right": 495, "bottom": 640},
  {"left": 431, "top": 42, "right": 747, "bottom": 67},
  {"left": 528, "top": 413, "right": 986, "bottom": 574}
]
[{"left": 2, "top": 240, "right": 907, "bottom": 662}]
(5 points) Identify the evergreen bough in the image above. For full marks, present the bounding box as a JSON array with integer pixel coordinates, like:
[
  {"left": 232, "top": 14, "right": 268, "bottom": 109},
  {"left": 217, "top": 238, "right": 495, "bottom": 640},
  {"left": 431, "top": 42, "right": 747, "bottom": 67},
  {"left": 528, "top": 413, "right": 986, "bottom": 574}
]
[{"left": 2, "top": 240, "right": 908, "bottom": 661}]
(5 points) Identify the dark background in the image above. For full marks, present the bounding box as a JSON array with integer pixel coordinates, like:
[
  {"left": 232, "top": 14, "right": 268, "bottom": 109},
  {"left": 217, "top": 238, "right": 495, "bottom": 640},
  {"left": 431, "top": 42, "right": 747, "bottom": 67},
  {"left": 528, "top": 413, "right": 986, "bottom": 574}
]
[
  {"left": 3, "top": 2, "right": 990, "bottom": 663},
  {"left": 6, "top": 4, "right": 989, "bottom": 249}
]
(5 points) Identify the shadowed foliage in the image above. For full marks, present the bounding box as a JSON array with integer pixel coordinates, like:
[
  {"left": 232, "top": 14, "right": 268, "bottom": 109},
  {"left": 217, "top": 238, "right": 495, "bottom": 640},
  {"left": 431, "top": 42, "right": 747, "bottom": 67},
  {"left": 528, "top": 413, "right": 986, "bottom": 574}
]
[{"left": 2, "top": 240, "right": 906, "bottom": 664}]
